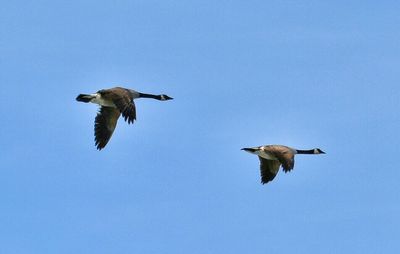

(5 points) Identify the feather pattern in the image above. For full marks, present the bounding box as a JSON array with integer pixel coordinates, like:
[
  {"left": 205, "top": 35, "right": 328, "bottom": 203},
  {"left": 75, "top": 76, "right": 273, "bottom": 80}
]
[
  {"left": 263, "top": 145, "right": 295, "bottom": 172},
  {"left": 98, "top": 88, "right": 136, "bottom": 124},
  {"left": 242, "top": 144, "right": 324, "bottom": 184},
  {"left": 77, "top": 86, "right": 173, "bottom": 150},
  {"left": 94, "top": 106, "right": 120, "bottom": 150},
  {"left": 258, "top": 157, "right": 281, "bottom": 184}
]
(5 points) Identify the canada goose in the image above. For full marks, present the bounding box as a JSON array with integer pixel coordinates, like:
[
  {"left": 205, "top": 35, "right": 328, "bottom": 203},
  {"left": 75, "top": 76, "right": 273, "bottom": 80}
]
[
  {"left": 76, "top": 87, "right": 173, "bottom": 150},
  {"left": 241, "top": 145, "right": 325, "bottom": 184}
]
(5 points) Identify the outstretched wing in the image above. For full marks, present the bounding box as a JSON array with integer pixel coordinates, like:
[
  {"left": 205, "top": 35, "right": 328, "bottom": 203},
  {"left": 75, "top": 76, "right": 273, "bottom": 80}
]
[
  {"left": 258, "top": 157, "right": 281, "bottom": 184},
  {"left": 94, "top": 106, "right": 120, "bottom": 150},
  {"left": 99, "top": 88, "right": 136, "bottom": 124},
  {"left": 112, "top": 96, "right": 136, "bottom": 124},
  {"left": 267, "top": 145, "right": 295, "bottom": 173}
]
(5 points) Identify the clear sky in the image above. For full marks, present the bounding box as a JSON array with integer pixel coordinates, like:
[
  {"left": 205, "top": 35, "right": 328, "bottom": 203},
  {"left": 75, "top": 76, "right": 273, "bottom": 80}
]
[{"left": 1, "top": 1, "right": 400, "bottom": 253}]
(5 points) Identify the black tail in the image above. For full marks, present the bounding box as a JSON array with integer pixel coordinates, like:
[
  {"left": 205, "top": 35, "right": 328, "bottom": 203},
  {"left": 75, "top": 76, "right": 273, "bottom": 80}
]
[
  {"left": 76, "top": 94, "right": 94, "bottom": 103},
  {"left": 241, "top": 148, "right": 257, "bottom": 153}
]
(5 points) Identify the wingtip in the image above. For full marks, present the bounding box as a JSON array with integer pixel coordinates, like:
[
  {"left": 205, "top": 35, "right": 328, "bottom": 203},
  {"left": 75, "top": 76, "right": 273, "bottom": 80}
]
[{"left": 95, "top": 142, "right": 105, "bottom": 151}]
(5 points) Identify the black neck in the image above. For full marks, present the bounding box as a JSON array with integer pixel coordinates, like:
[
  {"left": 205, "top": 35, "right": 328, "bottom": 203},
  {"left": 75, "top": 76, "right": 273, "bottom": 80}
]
[
  {"left": 138, "top": 93, "right": 162, "bottom": 100},
  {"left": 296, "top": 149, "right": 315, "bottom": 154}
]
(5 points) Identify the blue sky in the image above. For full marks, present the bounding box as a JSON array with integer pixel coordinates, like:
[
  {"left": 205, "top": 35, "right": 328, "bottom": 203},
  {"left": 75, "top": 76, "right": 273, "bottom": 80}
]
[{"left": 1, "top": 1, "right": 400, "bottom": 253}]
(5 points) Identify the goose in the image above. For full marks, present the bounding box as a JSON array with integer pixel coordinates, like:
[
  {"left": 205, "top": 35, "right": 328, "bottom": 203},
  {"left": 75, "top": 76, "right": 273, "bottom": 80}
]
[
  {"left": 241, "top": 145, "right": 325, "bottom": 184},
  {"left": 76, "top": 87, "right": 173, "bottom": 150}
]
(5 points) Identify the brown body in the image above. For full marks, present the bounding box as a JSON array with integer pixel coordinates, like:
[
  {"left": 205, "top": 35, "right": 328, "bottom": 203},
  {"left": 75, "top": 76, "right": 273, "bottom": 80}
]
[
  {"left": 242, "top": 145, "right": 325, "bottom": 184},
  {"left": 76, "top": 87, "right": 173, "bottom": 150}
]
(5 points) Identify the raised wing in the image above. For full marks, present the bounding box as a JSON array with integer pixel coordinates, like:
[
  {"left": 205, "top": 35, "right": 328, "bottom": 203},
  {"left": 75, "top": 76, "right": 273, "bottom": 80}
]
[
  {"left": 266, "top": 145, "right": 295, "bottom": 173},
  {"left": 99, "top": 88, "right": 136, "bottom": 124},
  {"left": 258, "top": 157, "right": 281, "bottom": 184},
  {"left": 94, "top": 106, "right": 120, "bottom": 150},
  {"left": 112, "top": 96, "right": 136, "bottom": 124}
]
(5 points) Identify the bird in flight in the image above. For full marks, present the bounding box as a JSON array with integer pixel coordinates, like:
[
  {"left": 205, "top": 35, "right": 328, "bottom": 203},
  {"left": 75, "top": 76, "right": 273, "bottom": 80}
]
[
  {"left": 242, "top": 145, "right": 325, "bottom": 184},
  {"left": 76, "top": 87, "right": 173, "bottom": 150}
]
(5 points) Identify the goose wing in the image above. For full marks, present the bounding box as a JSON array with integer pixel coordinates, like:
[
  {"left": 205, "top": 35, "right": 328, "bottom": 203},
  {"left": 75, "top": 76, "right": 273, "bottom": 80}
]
[
  {"left": 94, "top": 106, "right": 121, "bottom": 150},
  {"left": 99, "top": 88, "right": 136, "bottom": 124},
  {"left": 258, "top": 157, "right": 281, "bottom": 184},
  {"left": 266, "top": 145, "right": 295, "bottom": 172}
]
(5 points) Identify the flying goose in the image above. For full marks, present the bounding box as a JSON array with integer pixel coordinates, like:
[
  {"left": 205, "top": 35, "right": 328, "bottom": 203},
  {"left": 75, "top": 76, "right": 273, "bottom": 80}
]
[
  {"left": 76, "top": 87, "right": 173, "bottom": 150},
  {"left": 241, "top": 145, "right": 325, "bottom": 184}
]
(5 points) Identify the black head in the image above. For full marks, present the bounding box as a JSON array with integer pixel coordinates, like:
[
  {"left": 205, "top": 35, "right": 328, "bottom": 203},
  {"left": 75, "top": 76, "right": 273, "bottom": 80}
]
[
  {"left": 315, "top": 148, "right": 326, "bottom": 154},
  {"left": 160, "top": 94, "right": 173, "bottom": 101}
]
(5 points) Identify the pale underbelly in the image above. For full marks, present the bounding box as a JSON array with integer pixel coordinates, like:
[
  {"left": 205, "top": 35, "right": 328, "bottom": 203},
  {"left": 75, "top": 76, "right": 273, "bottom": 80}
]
[
  {"left": 91, "top": 94, "right": 117, "bottom": 107},
  {"left": 257, "top": 152, "right": 278, "bottom": 160}
]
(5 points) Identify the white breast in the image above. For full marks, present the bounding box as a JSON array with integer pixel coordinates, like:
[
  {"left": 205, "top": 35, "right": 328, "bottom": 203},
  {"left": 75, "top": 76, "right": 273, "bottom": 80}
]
[{"left": 91, "top": 93, "right": 116, "bottom": 107}]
